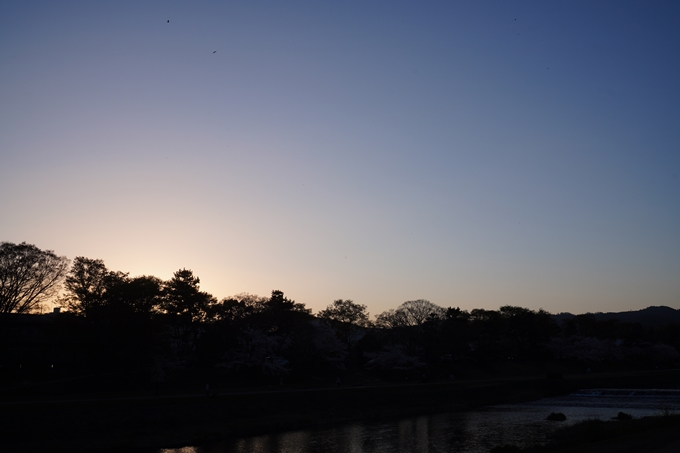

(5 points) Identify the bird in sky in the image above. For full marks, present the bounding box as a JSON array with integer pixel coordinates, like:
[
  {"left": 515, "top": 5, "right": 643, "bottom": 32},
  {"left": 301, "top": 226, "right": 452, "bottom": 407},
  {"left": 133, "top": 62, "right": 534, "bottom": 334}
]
[
  {"left": 213, "top": 51, "right": 217, "bottom": 54},
  {"left": 167, "top": 20, "right": 169, "bottom": 23}
]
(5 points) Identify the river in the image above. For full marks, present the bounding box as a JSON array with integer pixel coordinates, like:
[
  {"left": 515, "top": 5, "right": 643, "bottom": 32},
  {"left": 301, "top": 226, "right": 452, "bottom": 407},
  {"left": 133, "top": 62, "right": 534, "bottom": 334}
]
[{"left": 159, "top": 388, "right": 680, "bottom": 453}]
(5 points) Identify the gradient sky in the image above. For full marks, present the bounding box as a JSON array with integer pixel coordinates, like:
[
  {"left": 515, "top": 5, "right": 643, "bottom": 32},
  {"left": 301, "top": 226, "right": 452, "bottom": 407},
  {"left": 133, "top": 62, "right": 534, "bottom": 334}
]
[{"left": 2, "top": 1, "right": 679, "bottom": 316}]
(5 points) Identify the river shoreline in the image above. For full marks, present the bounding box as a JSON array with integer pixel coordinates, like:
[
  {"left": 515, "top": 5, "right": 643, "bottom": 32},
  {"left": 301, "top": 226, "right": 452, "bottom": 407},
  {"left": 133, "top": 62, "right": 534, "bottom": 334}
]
[
  {"left": 506, "top": 413, "right": 680, "bottom": 453},
  {"left": 4, "top": 369, "right": 679, "bottom": 453}
]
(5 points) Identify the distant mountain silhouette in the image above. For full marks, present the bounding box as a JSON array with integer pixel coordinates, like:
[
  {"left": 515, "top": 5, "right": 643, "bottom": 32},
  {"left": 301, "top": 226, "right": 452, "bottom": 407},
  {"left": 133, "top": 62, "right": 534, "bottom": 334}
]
[{"left": 552, "top": 306, "right": 680, "bottom": 328}]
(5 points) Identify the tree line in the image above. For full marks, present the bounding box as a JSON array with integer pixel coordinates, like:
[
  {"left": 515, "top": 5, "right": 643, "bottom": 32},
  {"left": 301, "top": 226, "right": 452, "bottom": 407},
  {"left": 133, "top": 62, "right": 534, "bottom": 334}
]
[{"left": 2, "top": 241, "right": 679, "bottom": 390}]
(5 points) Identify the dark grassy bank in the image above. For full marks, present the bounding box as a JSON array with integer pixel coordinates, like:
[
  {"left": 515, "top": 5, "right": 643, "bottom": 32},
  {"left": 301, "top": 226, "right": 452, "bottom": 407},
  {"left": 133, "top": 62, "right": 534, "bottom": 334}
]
[
  {"left": 495, "top": 413, "right": 680, "bottom": 453},
  {"left": 3, "top": 368, "right": 680, "bottom": 453}
]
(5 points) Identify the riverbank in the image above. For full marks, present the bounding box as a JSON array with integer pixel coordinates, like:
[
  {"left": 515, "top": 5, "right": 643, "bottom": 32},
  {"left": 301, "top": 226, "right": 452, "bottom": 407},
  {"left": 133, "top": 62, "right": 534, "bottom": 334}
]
[
  {"left": 3, "top": 368, "right": 680, "bottom": 453},
  {"left": 499, "top": 413, "right": 680, "bottom": 453}
]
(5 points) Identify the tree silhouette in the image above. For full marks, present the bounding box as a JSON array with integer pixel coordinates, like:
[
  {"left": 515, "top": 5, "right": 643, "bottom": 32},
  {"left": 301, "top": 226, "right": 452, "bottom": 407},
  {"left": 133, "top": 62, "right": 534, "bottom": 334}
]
[
  {"left": 162, "top": 268, "right": 216, "bottom": 355},
  {"left": 212, "top": 293, "right": 268, "bottom": 324},
  {"left": 365, "top": 344, "right": 425, "bottom": 378},
  {"left": 162, "top": 268, "right": 214, "bottom": 323},
  {"left": 106, "top": 275, "right": 163, "bottom": 318},
  {"left": 318, "top": 299, "right": 371, "bottom": 349},
  {"left": 218, "top": 327, "right": 290, "bottom": 382},
  {"left": 0, "top": 242, "right": 69, "bottom": 315},
  {"left": 440, "top": 307, "right": 471, "bottom": 358},
  {"left": 376, "top": 300, "right": 445, "bottom": 347},
  {"left": 376, "top": 299, "right": 445, "bottom": 329},
  {"left": 258, "top": 290, "right": 311, "bottom": 341},
  {"left": 468, "top": 308, "right": 504, "bottom": 357},
  {"left": 397, "top": 299, "right": 446, "bottom": 327},
  {"left": 63, "top": 257, "right": 111, "bottom": 317},
  {"left": 265, "top": 290, "right": 310, "bottom": 314},
  {"left": 498, "top": 305, "right": 557, "bottom": 359}
]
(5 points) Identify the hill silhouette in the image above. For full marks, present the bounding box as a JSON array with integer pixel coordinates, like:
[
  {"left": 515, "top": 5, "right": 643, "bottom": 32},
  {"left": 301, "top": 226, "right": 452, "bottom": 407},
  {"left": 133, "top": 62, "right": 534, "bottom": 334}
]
[{"left": 552, "top": 306, "right": 680, "bottom": 328}]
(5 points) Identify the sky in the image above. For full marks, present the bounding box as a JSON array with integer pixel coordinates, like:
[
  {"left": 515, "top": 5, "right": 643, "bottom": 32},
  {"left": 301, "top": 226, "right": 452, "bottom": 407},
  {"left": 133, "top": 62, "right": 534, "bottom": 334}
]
[{"left": 1, "top": 1, "right": 679, "bottom": 316}]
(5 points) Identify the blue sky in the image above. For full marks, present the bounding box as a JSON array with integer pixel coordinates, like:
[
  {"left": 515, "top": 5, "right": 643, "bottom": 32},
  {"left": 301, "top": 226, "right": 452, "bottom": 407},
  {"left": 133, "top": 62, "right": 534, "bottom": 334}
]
[{"left": 1, "top": 1, "right": 679, "bottom": 315}]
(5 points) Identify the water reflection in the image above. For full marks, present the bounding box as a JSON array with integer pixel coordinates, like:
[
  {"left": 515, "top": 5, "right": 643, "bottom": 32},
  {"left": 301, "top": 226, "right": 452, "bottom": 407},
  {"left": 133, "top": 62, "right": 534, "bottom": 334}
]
[
  {"left": 160, "top": 389, "right": 680, "bottom": 453},
  {"left": 229, "top": 431, "right": 311, "bottom": 453},
  {"left": 160, "top": 412, "right": 546, "bottom": 453}
]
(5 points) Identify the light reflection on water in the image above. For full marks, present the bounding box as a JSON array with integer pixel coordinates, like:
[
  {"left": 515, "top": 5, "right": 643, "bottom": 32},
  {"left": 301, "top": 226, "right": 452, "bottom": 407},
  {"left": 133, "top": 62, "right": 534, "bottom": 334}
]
[{"left": 159, "top": 389, "right": 680, "bottom": 453}]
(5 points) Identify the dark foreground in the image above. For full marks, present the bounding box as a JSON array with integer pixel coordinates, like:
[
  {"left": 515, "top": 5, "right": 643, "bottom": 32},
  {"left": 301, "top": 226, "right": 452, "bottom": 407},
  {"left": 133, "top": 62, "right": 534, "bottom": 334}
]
[
  {"left": 503, "top": 413, "right": 680, "bottom": 453},
  {"left": 3, "top": 369, "right": 680, "bottom": 453}
]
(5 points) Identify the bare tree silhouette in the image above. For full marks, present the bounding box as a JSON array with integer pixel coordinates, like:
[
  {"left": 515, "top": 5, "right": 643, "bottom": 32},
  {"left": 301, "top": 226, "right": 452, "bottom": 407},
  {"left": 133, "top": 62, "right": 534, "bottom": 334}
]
[{"left": 0, "top": 242, "right": 68, "bottom": 315}]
